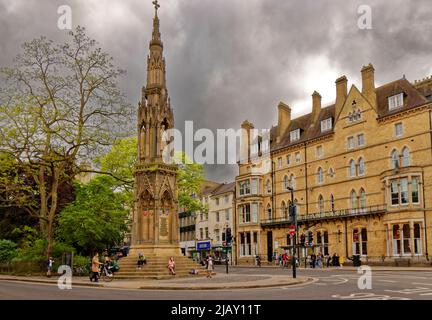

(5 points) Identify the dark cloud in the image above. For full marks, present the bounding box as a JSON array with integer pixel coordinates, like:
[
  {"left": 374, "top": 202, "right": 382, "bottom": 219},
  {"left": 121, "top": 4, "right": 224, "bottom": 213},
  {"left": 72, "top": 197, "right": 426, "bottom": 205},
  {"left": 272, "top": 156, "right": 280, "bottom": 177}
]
[{"left": 1, "top": 0, "right": 431, "bottom": 182}]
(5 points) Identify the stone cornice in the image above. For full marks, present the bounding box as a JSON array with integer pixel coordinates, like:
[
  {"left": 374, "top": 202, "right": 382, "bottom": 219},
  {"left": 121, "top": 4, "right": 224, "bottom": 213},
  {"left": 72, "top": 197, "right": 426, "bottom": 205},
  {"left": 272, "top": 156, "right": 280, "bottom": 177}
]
[{"left": 377, "top": 103, "right": 431, "bottom": 124}]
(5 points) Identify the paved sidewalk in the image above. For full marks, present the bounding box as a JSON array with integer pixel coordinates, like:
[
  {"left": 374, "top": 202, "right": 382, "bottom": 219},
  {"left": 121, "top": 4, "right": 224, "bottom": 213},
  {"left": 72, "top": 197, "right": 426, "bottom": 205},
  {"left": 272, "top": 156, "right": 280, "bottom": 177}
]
[
  {"left": 0, "top": 273, "right": 313, "bottom": 290},
  {"left": 234, "top": 265, "right": 432, "bottom": 272}
]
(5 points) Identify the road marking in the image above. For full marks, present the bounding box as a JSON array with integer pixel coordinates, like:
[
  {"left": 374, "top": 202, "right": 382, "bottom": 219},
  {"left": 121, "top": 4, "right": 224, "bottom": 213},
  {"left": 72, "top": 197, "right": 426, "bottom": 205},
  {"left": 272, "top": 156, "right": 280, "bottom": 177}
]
[
  {"left": 332, "top": 293, "right": 410, "bottom": 300},
  {"left": 378, "top": 280, "right": 396, "bottom": 283},
  {"left": 385, "top": 287, "right": 432, "bottom": 295}
]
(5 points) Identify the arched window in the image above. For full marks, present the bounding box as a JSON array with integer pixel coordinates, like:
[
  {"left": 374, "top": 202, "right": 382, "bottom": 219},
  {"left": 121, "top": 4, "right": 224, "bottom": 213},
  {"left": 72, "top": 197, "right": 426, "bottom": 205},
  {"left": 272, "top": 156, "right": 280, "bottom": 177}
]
[
  {"left": 283, "top": 175, "right": 289, "bottom": 190},
  {"left": 267, "top": 204, "right": 272, "bottom": 220},
  {"left": 328, "top": 167, "right": 335, "bottom": 178},
  {"left": 266, "top": 179, "right": 271, "bottom": 193},
  {"left": 317, "top": 167, "right": 324, "bottom": 184},
  {"left": 290, "top": 174, "right": 296, "bottom": 189},
  {"left": 350, "top": 190, "right": 357, "bottom": 210},
  {"left": 359, "top": 188, "right": 366, "bottom": 209},
  {"left": 330, "top": 194, "right": 335, "bottom": 212},
  {"left": 391, "top": 149, "right": 399, "bottom": 169},
  {"left": 358, "top": 157, "right": 365, "bottom": 176},
  {"left": 281, "top": 201, "right": 287, "bottom": 219},
  {"left": 402, "top": 147, "right": 410, "bottom": 167},
  {"left": 318, "top": 195, "right": 324, "bottom": 213},
  {"left": 349, "top": 160, "right": 356, "bottom": 177}
]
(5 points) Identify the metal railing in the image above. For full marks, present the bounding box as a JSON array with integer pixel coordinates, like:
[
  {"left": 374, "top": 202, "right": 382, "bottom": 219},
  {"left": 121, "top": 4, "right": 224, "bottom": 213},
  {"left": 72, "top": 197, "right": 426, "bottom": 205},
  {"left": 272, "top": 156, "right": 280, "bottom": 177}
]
[{"left": 261, "top": 204, "right": 387, "bottom": 227}]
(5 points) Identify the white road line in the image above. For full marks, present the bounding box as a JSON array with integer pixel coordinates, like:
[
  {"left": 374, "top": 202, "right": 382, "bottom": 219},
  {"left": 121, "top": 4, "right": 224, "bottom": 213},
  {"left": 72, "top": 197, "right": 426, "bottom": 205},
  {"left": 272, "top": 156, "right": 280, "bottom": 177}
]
[{"left": 378, "top": 280, "right": 397, "bottom": 283}]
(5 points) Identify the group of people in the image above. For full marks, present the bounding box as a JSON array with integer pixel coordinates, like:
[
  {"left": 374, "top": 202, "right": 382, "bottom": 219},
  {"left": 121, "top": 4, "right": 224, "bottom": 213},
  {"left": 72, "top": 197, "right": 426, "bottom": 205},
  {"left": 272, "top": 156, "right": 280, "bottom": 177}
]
[
  {"left": 272, "top": 251, "right": 346, "bottom": 269},
  {"left": 308, "top": 253, "right": 345, "bottom": 268},
  {"left": 135, "top": 254, "right": 178, "bottom": 276},
  {"left": 274, "top": 252, "right": 298, "bottom": 268}
]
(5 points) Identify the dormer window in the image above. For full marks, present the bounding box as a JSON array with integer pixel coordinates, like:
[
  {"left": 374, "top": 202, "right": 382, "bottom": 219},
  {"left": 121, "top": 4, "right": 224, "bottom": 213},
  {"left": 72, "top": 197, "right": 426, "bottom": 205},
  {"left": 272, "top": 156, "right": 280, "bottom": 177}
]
[
  {"left": 388, "top": 93, "right": 404, "bottom": 110},
  {"left": 290, "top": 129, "right": 300, "bottom": 142},
  {"left": 320, "top": 118, "right": 332, "bottom": 132}
]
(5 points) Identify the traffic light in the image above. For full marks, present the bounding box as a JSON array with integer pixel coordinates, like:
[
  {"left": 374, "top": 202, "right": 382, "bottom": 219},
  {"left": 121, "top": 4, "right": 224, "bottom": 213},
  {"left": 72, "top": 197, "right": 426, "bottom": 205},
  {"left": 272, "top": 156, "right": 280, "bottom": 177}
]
[
  {"left": 300, "top": 234, "right": 306, "bottom": 247},
  {"left": 308, "top": 231, "right": 313, "bottom": 246},
  {"left": 226, "top": 228, "right": 232, "bottom": 244}
]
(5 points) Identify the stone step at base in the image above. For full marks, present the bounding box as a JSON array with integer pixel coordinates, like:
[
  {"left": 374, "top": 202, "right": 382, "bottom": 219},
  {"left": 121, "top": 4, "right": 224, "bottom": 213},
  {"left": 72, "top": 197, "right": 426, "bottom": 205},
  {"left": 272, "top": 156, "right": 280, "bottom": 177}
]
[
  {"left": 114, "top": 274, "right": 206, "bottom": 280},
  {"left": 118, "top": 269, "right": 206, "bottom": 274},
  {"left": 119, "top": 263, "right": 199, "bottom": 268}
]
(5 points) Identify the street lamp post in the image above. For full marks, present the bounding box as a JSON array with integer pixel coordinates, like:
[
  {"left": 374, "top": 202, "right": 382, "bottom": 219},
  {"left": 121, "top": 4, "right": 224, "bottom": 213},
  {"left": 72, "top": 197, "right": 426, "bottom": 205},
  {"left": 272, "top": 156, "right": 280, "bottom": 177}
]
[{"left": 288, "top": 186, "right": 297, "bottom": 279}]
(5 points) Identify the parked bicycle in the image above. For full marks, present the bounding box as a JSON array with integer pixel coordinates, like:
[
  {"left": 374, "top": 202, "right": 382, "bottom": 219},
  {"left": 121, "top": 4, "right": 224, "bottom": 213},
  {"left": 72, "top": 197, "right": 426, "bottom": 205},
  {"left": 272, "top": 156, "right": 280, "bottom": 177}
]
[{"left": 99, "top": 263, "right": 114, "bottom": 282}]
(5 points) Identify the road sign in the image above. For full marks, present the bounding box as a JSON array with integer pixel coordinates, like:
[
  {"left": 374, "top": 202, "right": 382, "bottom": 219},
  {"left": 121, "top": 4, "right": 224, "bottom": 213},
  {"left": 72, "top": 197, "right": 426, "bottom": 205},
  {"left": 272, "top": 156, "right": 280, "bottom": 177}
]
[{"left": 289, "top": 225, "right": 295, "bottom": 236}]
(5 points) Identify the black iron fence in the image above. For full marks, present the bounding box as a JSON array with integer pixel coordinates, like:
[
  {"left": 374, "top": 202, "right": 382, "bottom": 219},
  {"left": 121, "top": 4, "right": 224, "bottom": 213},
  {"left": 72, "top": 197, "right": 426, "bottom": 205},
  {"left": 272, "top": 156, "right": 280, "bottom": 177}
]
[{"left": 261, "top": 204, "right": 387, "bottom": 227}]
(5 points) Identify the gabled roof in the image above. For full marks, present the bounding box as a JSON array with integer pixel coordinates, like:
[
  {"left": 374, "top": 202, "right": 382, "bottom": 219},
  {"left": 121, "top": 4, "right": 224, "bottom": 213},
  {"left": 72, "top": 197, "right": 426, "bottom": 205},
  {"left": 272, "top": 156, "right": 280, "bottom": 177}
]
[
  {"left": 376, "top": 78, "right": 428, "bottom": 118},
  {"left": 271, "top": 104, "right": 335, "bottom": 152},
  {"left": 211, "top": 182, "right": 235, "bottom": 196},
  {"left": 199, "top": 180, "right": 222, "bottom": 197},
  {"left": 270, "top": 76, "right": 431, "bottom": 152}
]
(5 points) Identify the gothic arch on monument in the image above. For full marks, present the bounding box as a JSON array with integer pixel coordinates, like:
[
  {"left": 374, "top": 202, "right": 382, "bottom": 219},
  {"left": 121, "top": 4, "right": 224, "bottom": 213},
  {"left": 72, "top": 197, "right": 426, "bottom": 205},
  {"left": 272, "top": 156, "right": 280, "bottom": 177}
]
[{"left": 129, "top": 0, "right": 180, "bottom": 257}]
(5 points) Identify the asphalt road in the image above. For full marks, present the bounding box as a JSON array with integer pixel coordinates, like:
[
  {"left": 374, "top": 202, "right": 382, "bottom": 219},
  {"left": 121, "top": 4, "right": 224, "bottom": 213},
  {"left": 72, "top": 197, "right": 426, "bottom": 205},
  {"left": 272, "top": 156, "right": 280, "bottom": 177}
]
[{"left": 1, "top": 266, "right": 432, "bottom": 300}]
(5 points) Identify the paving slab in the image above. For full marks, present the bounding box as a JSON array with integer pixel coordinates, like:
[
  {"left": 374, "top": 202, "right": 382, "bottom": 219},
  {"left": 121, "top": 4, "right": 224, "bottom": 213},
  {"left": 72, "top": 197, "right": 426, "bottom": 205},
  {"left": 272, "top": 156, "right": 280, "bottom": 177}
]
[{"left": 0, "top": 273, "right": 313, "bottom": 290}]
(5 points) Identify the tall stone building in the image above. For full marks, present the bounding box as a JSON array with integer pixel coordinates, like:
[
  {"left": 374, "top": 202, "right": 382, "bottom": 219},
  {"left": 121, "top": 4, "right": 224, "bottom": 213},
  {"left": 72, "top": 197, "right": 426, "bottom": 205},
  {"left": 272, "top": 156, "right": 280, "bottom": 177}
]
[
  {"left": 130, "top": 1, "right": 179, "bottom": 256},
  {"left": 235, "top": 64, "right": 432, "bottom": 266}
]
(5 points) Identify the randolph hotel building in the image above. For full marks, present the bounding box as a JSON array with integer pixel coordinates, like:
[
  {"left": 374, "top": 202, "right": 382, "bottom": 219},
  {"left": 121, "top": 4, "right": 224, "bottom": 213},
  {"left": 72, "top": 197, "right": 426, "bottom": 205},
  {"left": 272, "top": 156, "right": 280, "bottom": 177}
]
[{"left": 235, "top": 64, "right": 432, "bottom": 265}]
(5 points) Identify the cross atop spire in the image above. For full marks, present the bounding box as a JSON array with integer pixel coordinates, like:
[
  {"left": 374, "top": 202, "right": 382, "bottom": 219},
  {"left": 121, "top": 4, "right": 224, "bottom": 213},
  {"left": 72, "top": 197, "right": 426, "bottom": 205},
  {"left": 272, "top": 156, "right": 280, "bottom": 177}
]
[
  {"left": 152, "top": 0, "right": 160, "bottom": 15},
  {"left": 151, "top": 0, "right": 162, "bottom": 43}
]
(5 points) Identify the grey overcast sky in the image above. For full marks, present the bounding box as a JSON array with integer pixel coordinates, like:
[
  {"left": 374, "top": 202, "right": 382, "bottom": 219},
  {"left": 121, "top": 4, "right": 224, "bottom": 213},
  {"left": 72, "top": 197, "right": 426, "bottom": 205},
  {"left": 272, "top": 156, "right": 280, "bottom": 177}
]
[{"left": 1, "top": 0, "right": 432, "bottom": 182}]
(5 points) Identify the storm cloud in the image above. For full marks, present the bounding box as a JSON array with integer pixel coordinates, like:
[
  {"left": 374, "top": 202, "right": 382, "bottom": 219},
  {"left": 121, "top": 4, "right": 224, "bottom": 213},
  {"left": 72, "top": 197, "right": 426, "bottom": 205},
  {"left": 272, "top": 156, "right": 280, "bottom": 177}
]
[{"left": 1, "top": 0, "right": 432, "bottom": 182}]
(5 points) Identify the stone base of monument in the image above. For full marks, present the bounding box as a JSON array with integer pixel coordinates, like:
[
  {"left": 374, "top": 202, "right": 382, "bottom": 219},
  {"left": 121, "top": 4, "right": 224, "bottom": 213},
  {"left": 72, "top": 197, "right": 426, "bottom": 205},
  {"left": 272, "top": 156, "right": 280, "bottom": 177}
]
[
  {"left": 128, "top": 243, "right": 182, "bottom": 257},
  {"left": 116, "top": 245, "right": 209, "bottom": 280}
]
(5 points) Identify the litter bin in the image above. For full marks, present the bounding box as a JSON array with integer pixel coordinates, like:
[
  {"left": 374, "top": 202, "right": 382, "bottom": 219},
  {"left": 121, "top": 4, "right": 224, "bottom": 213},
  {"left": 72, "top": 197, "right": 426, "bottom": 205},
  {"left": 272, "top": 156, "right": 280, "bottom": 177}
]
[{"left": 352, "top": 255, "right": 361, "bottom": 267}]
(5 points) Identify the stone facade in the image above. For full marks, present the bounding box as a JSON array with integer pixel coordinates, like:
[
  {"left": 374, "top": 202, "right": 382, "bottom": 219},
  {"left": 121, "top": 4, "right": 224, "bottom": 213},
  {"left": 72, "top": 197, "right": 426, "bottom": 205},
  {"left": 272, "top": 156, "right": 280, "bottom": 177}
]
[
  {"left": 195, "top": 182, "right": 236, "bottom": 262},
  {"left": 235, "top": 64, "right": 432, "bottom": 266},
  {"left": 130, "top": 2, "right": 179, "bottom": 257}
]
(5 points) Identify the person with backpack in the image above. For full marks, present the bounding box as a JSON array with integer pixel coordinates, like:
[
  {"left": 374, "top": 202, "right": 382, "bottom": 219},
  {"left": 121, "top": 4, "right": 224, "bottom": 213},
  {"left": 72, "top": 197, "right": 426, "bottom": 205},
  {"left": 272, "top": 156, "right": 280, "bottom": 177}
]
[{"left": 46, "top": 257, "right": 54, "bottom": 278}]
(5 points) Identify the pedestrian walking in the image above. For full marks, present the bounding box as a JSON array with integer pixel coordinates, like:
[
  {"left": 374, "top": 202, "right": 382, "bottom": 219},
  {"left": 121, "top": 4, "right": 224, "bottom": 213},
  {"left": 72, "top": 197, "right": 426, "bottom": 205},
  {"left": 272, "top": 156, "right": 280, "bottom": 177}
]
[
  {"left": 339, "top": 255, "right": 345, "bottom": 268},
  {"left": 311, "top": 253, "right": 316, "bottom": 269},
  {"left": 331, "top": 253, "right": 338, "bottom": 267},
  {"left": 90, "top": 252, "right": 103, "bottom": 282},
  {"left": 206, "top": 255, "right": 214, "bottom": 278},
  {"left": 326, "top": 254, "right": 332, "bottom": 268},
  {"left": 316, "top": 252, "right": 323, "bottom": 268},
  {"left": 46, "top": 257, "right": 54, "bottom": 278}
]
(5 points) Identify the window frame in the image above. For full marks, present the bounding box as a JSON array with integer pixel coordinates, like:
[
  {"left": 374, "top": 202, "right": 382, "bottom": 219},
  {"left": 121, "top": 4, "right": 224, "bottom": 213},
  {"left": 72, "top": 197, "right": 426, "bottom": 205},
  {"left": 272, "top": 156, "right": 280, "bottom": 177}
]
[
  {"left": 388, "top": 93, "right": 404, "bottom": 110},
  {"left": 395, "top": 122, "right": 403, "bottom": 137},
  {"left": 347, "top": 136, "right": 355, "bottom": 150},
  {"left": 320, "top": 118, "right": 332, "bottom": 132},
  {"left": 357, "top": 134, "right": 365, "bottom": 147},
  {"left": 290, "top": 129, "right": 300, "bottom": 142}
]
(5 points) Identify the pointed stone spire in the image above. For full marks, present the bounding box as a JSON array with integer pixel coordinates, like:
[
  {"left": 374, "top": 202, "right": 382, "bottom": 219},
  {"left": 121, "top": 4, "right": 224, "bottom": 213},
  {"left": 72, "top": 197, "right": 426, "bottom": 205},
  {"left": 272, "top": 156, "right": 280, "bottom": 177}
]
[
  {"left": 151, "top": 0, "right": 162, "bottom": 45},
  {"left": 138, "top": 0, "right": 174, "bottom": 163}
]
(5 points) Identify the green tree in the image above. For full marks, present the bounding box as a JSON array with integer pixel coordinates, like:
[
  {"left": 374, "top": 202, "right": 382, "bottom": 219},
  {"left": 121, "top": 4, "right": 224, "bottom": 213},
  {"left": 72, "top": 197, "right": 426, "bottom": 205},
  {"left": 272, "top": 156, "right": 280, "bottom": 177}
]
[
  {"left": 0, "top": 239, "right": 17, "bottom": 263},
  {"left": 174, "top": 152, "right": 206, "bottom": 212},
  {"left": 57, "top": 175, "right": 129, "bottom": 254},
  {"left": 96, "top": 138, "right": 206, "bottom": 213},
  {"left": 0, "top": 27, "right": 133, "bottom": 257}
]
